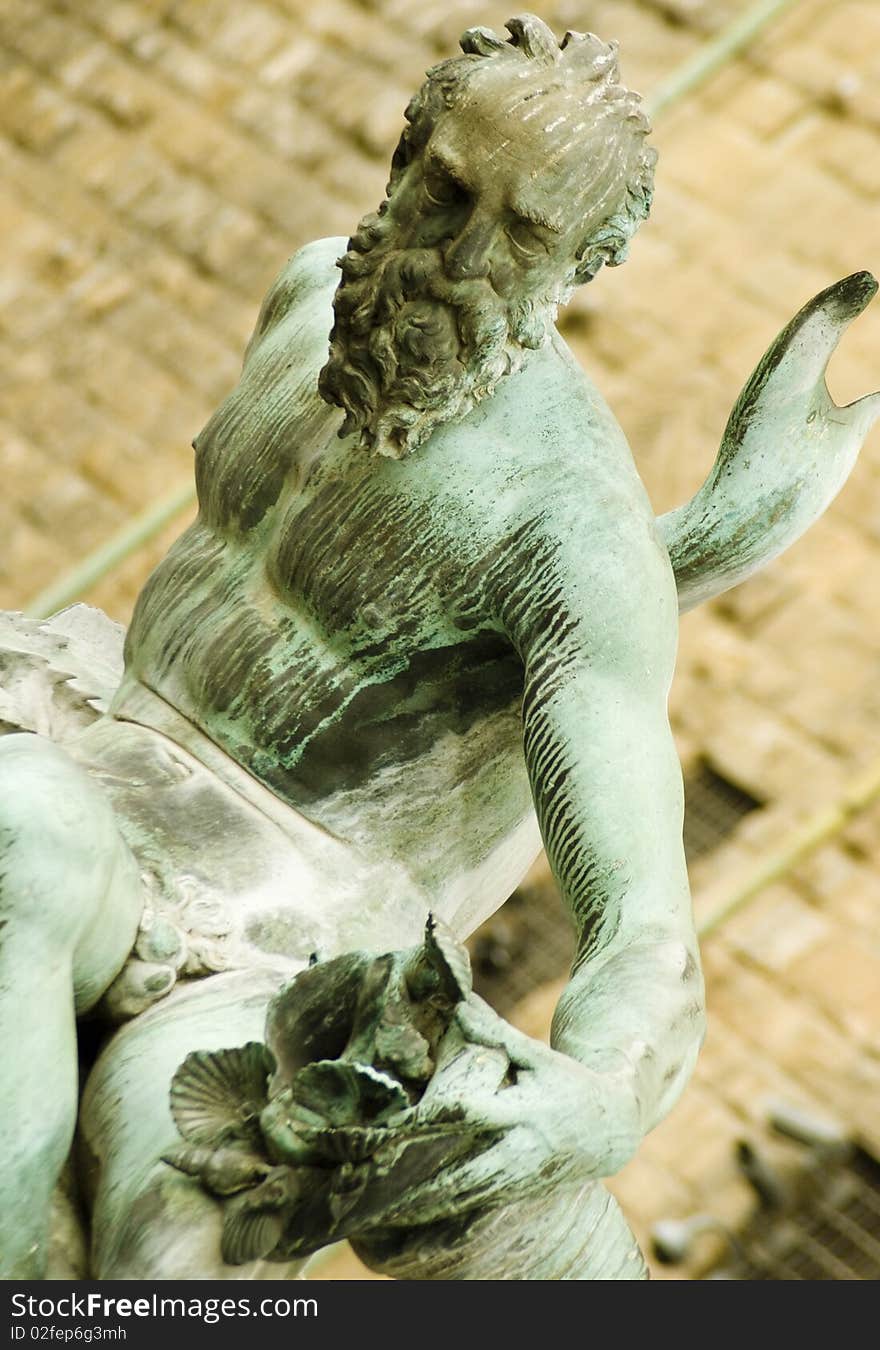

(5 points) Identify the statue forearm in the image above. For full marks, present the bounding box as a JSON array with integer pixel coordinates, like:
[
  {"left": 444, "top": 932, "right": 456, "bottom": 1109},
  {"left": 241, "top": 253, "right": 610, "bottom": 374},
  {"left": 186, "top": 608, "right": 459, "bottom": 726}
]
[
  {"left": 550, "top": 934, "right": 705, "bottom": 1172},
  {"left": 513, "top": 602, "right": 702, "bottom": 1171}
]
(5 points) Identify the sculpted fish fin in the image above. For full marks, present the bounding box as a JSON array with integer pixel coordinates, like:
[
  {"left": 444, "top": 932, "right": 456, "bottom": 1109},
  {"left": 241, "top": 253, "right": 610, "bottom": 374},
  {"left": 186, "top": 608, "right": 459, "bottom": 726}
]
[{"left": 658, "top": 272, "right": 880, "bottom": 613}]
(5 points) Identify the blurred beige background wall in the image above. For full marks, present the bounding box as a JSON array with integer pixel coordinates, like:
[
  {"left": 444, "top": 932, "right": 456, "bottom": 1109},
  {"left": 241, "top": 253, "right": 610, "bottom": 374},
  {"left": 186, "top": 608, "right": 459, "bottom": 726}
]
[{"left": 2, "top": 0, "right": 880, "bottom": 1277}]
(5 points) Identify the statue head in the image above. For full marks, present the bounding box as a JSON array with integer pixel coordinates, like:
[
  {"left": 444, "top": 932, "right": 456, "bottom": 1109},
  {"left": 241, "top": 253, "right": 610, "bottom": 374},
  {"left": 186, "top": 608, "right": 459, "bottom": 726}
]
[{"left": 319, "top": 14, "right": 656, "bottom": 458}]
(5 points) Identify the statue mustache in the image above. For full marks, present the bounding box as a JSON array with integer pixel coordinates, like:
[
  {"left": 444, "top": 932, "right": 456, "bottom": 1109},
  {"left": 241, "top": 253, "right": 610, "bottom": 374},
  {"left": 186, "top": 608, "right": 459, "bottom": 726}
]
[
  {"left": 381, "top": 246, "right": 495, "bottom": 301},
  {"left": 322, "top": 230, "right": 552, "bottom": 455},
  {"left": 368, "top": 247, "right": 518, "bottom": 374}
]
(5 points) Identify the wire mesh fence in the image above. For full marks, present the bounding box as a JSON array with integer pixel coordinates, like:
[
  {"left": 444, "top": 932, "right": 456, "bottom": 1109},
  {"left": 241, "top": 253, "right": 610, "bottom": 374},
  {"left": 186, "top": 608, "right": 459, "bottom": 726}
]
[{"left": 711, "top": 1149, "right": 880, "bottom": 1280}]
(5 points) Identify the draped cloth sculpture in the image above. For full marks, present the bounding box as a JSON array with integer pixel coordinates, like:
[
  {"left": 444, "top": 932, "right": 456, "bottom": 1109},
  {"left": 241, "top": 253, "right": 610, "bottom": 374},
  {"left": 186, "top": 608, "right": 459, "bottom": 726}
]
[{"left": 1, "top": 15, "right": 878, "bottom": 1280}]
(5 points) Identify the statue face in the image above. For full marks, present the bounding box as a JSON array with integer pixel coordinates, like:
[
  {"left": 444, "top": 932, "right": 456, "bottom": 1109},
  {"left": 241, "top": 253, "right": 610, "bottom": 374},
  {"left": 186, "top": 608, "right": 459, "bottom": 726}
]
[
  {"left": 385, "top": 73, "right": 630, "bottom": 307},
  {"left": 319, "top": 58, "right": 650, "bottom": 457}
]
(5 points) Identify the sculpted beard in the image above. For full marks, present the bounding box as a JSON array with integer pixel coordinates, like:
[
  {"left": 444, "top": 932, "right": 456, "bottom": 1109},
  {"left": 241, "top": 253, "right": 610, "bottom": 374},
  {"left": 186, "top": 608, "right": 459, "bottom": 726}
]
[{"left": 318, "top": 218, "right": 556, "bottom": 458}]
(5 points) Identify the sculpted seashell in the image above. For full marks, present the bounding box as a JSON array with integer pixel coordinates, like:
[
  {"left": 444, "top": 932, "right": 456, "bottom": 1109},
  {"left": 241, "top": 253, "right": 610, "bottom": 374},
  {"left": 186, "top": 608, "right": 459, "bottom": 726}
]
[
  {"left": 221, "top": 1204, "right": 284, "bottom": 1265},
  {"left": 162, "top": 1144, "right": 271, "bottom": 1195},
  {"left": 169, "top": 1042, "right": 274, "bottom": 1149},
  {"left": 305, "top": 1123, "right": 401, "bottom": 1165},
  {"left": 289, "top": 1059, "right": 410, "bottom": 1129}
]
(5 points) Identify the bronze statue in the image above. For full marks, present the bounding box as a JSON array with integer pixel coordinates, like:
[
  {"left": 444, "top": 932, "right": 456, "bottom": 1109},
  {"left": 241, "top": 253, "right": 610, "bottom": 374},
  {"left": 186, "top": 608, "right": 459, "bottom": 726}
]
[{"left": 1, "top": 16, "right": 877, "bottom": 1280}]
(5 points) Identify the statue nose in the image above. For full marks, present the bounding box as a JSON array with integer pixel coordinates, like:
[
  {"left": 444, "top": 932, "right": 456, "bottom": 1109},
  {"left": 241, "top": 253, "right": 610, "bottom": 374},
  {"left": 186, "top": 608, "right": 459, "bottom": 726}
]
[{"left": 444, "top": 216, "right": 495, "bottom": 280}]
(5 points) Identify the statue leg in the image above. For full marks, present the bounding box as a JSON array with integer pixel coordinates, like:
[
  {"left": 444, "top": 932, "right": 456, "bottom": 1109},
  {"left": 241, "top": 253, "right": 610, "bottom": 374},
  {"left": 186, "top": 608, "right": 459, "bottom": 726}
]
[
  {"left": 353, "top": 1179, "right": 648, "bottom": 1280},
  {"left": 80, "top": 968, "right": 306, "bottom": 1280},
  {"left": 0, "top": 734, "right": 143, "bottom": 1278}
]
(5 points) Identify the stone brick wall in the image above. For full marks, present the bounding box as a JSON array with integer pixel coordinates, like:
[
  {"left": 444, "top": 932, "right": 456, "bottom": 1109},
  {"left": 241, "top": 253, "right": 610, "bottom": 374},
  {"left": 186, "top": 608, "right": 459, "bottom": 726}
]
[{"left": 2, "top": 0, "right": 879, "bottom": 1278}]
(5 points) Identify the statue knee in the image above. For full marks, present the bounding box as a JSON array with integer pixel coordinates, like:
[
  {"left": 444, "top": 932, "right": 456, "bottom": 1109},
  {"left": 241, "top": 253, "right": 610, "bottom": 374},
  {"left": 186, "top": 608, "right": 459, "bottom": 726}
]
[
  {"left": 0, "top": 734, "right": 140, "bottom": 959},
  {"left": 94, "top": 1161, "right": 302, "bottom": 1280}
]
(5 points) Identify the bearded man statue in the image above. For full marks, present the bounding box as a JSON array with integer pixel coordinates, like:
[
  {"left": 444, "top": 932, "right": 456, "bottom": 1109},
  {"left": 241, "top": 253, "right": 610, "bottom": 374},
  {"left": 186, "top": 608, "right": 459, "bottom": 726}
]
[
  {"left": 0, "top": 15, "right": 877, "bottom": 1281},
  {"left": 319, "top": 19, "right": 655, "bottom": 458}
]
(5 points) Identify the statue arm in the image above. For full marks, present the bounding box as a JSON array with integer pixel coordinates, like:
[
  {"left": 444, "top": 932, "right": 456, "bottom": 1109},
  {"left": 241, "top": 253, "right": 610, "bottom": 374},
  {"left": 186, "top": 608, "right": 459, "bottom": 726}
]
[
  {"left": 660, "top": 271, "right": 880, "bottom": 613},
  {"left": 163, "top": 556, "right": 703, "bottom": 1260},
  {"left": 514, "top": 574, "right": 704, "bottom": 1172}
]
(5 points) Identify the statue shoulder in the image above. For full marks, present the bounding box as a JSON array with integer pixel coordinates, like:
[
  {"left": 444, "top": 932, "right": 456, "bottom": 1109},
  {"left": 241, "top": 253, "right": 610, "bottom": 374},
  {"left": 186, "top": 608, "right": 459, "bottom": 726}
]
[
  {"left": 243, "top": 237, "right": 346, "bottom": 364},
  {"left": 438, "top": 327, "right": 636, "bottom": 484},
  {"left": 460, "top": 328, "right": 628, "bottom": 448}
]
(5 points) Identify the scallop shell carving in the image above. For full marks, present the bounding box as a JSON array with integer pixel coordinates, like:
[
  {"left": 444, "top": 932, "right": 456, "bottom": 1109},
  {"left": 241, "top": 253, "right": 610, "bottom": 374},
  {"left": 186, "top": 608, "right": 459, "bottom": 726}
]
[
  {"left": 290, "top": 1059, "right": 410, "bottom": 1129},
  {"left": 170, "top": 1042, "right": 274, "bottom": 1150},
  {"left": 306, "top": 1123, "right": 397, "bottom": 1165},
  {"left": 221, "top": 1205, "right": 284, "bottom": 1265}
]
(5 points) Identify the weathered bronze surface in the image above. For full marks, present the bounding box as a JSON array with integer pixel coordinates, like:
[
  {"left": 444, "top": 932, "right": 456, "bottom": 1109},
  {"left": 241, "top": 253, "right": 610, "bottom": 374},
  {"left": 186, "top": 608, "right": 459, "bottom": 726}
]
[{"left": 1, "top": 15, "right": 877, "bottom": 1280}]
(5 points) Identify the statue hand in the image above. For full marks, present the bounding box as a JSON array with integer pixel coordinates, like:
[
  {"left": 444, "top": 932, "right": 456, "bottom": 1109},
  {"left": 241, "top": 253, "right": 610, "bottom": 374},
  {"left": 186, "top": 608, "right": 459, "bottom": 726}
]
[
  {"left": 312, "top": 992, "right": 649, "bottom": 1279},
  {"left": 450, "top": 994, "right": 634, "bottom": 1170},
  {"left": 665, "top": 269, "right": 880, "bottom": 612},
  {"left": 337, "top": 994, "right": 633, "bottom": 1237}
]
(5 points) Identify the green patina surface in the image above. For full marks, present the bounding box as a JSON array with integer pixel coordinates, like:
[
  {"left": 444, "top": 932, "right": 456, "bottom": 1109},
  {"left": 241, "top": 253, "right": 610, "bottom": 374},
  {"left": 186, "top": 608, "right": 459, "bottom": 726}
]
[{"left": 0, "top": 14, "right": 877, "bottom": 1281}]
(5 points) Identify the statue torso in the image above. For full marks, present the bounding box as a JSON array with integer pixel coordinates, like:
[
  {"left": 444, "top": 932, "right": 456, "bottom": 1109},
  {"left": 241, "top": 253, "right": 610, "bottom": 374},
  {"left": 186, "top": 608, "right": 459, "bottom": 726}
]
[{"left": 116, "top": 238, "right": 670, "bottom": 944}]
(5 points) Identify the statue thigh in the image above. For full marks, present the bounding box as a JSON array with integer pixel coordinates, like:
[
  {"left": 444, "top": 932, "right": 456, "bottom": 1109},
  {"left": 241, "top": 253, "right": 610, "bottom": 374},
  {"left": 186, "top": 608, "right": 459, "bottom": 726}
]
[
  {"left": 0, "top": 732, "right": 144, "bottom": 1277},
  {"left": 80, "top": 967, "right": 306, "bottom": 1280}
]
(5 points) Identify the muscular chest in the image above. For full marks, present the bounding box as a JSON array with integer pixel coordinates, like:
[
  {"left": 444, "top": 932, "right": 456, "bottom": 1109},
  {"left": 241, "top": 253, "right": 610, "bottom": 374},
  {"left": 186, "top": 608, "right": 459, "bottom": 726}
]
[{"left": 264, "top": 463, "right": 472, "bottom": 656}]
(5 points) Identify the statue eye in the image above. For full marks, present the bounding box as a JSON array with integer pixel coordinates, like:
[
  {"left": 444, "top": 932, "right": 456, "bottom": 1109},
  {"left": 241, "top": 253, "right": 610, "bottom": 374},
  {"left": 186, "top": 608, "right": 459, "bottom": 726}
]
[
  {"left": 506, "top": 219, "right": 548, "bottom": 262},
  {"left": 423, "top": 164, "right": 468, "bottom": 208}
]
